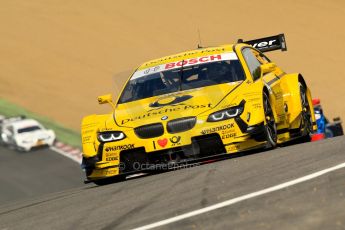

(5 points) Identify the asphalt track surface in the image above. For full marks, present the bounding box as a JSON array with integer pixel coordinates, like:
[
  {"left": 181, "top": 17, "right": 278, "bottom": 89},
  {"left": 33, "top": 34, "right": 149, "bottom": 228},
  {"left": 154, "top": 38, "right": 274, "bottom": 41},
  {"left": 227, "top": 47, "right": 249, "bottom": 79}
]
[
  {"left": 0, "top": 145, "right": 83, "bottom": 205},
  {"left": 1, "top": 137, "right": 345, "bottom": 229}
]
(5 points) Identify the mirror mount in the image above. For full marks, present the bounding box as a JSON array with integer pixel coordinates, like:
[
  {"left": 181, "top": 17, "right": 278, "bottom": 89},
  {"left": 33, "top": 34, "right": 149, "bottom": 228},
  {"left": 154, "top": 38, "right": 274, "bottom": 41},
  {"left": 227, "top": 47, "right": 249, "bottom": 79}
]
[
  {"left": 97, "top": 94, "right": 115, "bottom": 110},
  {"left": 261, "top": 63, "right": 277, "bottom": 76}
]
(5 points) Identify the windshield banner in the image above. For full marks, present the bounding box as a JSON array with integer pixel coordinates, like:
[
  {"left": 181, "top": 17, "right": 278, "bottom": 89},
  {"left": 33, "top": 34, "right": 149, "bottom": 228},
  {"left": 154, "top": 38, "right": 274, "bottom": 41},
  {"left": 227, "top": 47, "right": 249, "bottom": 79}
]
[{"left": 131, "top": 52, "right": 238, "bottom": 80}]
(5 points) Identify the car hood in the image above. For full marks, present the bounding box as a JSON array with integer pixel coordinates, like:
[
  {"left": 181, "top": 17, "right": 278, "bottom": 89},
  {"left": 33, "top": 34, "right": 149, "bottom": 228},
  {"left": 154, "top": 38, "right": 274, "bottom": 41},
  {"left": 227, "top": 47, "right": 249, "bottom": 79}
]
[
  {"left": 17, "top": 130, "right": 53, "bottom": 141},
  {"left": 114, "top": 81, "right": 243, "bottom": 128}
]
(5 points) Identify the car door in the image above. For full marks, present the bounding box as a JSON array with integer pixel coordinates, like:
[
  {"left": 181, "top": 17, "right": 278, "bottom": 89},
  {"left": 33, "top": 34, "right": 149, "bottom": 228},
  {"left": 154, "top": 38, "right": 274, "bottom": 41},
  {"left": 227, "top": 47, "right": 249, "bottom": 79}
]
[{"left": 242, "top": 48, "right": 287, "bottom": 128}]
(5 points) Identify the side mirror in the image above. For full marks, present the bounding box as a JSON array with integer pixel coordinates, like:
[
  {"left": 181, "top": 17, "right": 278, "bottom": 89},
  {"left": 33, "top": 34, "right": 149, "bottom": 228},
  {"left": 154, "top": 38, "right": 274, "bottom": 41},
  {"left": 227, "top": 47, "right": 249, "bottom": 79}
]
[
  {"left": 261, "top": 63, "right": 277, "bottom": 75},
  {"left": 98, "top": 94, "right": 113, "bottom": 105},
  {"left": 98, "top": 94, "right": 116, "bottom": 110}
]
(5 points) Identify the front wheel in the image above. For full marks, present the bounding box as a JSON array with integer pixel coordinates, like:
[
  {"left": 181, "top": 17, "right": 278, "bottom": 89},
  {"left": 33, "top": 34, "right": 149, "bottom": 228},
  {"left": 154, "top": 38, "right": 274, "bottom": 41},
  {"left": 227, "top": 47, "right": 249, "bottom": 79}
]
[{"left": 263, "top": 92, "right": 277, "bottom": 148}]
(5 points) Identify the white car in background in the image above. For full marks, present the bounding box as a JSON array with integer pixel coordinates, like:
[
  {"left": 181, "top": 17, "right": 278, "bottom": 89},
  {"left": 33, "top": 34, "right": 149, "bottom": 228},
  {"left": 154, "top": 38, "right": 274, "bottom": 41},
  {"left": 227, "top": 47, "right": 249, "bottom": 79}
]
[{"left": 1, "top": 119, "right": 55, "bottom": 151}]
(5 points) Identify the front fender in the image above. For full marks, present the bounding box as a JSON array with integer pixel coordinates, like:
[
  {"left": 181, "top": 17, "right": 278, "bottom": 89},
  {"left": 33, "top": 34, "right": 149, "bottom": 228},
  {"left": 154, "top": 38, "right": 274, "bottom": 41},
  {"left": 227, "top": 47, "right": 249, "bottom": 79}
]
[
  {"left": 81, "top": 114, "right": 108, "bottom": 158},
  {"left": 280, "top": 73, "right": 315, "bottom": 129},
  {"left": 199, "top": 80, "right": 267, "bottom": 126}
]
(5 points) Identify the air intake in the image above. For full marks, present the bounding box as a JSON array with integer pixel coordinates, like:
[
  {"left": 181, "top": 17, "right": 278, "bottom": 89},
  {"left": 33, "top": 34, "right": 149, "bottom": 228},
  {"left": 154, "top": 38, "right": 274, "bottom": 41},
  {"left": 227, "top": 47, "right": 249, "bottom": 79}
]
[
  {"left": 134, "top": 123, "right": 164, "bottom": 139},
  {"left": 167, "top": 117, "right": 197, "bottom": 134}
]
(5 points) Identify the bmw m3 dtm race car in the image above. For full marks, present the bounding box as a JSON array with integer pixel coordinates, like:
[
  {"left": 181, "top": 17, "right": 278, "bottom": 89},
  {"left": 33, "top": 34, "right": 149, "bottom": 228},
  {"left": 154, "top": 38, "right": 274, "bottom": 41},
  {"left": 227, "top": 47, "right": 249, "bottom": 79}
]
[{"left": 81, "top": 34, "right": 317, "bottom": 184}]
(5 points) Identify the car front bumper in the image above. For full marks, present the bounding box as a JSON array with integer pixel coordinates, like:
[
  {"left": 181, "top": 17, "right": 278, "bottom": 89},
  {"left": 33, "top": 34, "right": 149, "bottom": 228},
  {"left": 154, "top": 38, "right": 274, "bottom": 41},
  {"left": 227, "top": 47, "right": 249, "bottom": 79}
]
[{"left": 84, "top": 117, "right": 267, "bottom": 181}]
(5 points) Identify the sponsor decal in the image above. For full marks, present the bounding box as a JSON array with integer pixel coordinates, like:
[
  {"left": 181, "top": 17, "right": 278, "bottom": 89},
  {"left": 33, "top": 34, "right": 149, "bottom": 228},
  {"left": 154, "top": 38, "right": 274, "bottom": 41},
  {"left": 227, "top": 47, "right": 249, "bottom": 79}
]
[
  {"left": 144, "top": 65, "right": 161, "bottom": 75},
  {"left": 221, "top": 103, "right": 237, "bottom": 109},
  {"left": 105, "top": 152, "right": 117, "bottom": 157},
  {"left": 244, "top": 92, "right": 260, "bottom": 96},
  {"left": 222, "top": 133, "right": 236, "bottom": 139},
  {"left": 201, "top": 123, "right": 235, "bottom": 135},
  {"left": 82, "top": 123, "right": 97, "bottom": 129},
  {"left": 121, "top": 103, "right": 212, "bottom": 125},
  {"left": 248, "top": 97, "right": 261, "bottom": 102},
  {"left": 82, "top": 130, "right": 94, "bottom": 144},
  {"left": 241, "top": 35, "right": 287, "bottom": 52},
  {"left": 82, "top": 135, "right": 91, "bottom": 143},
  {"left": 106, "top": 157, "right": 119, "bottom": 161},
  {"left": 157, "top": 138, "right": 168, "bottom": 147},
  {"left": 144, "top": 48, "right": 227, "bottom": 66},
  {"left": 252, "top": 103, "right": 262, "bottom": 109},
  {"left": 226, "top": 144, "right": 241, "bottom": 152},
  {"left": 99, "top": 127, "right": 115, "bottom": 132},
  {"left": 82, "top": 129, "right": 93, "bottom": 135},
  {"left": 164, "top": 55, "right": 222, "bottom": 70},
  {"left": 221, "top": 129, "right": 235, "bottom": 135},
  {"left": 149, "top": 95, "right": 193, "bottom": 108},
  {"left": 105, "top": 144, "right": 134, "bottom": 152},
  {"left": 169, "top": 136, "right": 181, "bottom": 146},
  {"left": 104, "top": 168, "right": 117, "bottom": 176},
  {"left": 252, "top": 39, "right": 277, "bottom": 49}
]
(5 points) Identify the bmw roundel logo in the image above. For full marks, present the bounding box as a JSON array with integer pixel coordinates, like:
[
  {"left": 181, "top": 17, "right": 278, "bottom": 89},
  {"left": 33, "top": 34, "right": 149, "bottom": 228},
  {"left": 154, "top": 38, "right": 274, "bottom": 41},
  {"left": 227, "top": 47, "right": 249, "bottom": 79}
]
[{"left": 161, "top": 116, "right": 168, "bottom": 121}]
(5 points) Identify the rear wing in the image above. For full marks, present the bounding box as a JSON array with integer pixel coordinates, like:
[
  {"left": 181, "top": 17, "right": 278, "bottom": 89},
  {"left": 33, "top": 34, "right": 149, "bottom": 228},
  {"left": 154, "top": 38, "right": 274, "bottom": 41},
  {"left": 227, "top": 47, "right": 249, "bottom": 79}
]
[{"left": 237, "top": 34, "right": 287, "bottom": 53}]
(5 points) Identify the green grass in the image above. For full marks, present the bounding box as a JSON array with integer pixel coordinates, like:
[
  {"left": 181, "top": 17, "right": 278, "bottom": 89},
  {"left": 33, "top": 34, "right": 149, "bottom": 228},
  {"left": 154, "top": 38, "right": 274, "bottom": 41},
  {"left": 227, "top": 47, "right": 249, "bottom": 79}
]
[{"left": 0, "top": 98, "right": 81, "bottom": 148}]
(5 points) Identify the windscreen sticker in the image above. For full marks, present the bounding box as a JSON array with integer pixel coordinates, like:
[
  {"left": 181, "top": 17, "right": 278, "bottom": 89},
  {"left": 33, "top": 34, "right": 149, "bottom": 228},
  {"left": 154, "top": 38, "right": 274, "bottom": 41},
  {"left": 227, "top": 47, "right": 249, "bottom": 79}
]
[{"left": 131, "top": 52, "right": 238, "bottom": 80}]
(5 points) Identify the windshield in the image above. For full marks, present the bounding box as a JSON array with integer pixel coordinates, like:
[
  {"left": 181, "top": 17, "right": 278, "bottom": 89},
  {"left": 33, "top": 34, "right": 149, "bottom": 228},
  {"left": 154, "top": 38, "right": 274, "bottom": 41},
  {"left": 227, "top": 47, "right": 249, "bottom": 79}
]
[
  {"left": 119, "top": 53, "right": 245, "bottom": 104},
  {"left": 17, "top": 126, "right": 41, "bottom": 133}
]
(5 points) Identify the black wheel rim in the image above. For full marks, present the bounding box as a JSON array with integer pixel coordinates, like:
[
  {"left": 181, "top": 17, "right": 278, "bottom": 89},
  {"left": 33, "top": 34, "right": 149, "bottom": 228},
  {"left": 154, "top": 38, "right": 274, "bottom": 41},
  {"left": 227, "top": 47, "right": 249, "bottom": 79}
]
[
  {"left": 300, "top": 84, "right": 312, "bottom": 134},
  {"left": 264, "top": 94, "right": 277, "bottom": 143}
]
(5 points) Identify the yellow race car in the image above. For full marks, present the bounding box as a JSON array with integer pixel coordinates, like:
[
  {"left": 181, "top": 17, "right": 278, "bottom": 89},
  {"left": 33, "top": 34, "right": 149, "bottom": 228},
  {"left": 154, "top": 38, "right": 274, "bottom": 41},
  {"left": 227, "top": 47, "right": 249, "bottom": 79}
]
[{"left": 81, "top": 34, "right": 316, "bottom": 184}]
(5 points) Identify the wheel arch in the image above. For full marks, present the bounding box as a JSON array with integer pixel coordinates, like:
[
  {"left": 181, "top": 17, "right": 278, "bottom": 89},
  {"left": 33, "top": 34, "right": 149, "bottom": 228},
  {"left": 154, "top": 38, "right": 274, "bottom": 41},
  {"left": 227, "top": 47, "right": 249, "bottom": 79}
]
[
  {"left": 263, "top": 86, "right": 270, "bottom": 98},
  {"left": 298, "top": 74, "right": 307, "bottom": 88},
  {"left": 262, "top": 85, "right": 279, "bottom": 124},
  {"left": 298, "top": 74, "right": 316, "bottom": 131},
  {"left": 280, "top": 73, "right": 315, "bottom": 130}
]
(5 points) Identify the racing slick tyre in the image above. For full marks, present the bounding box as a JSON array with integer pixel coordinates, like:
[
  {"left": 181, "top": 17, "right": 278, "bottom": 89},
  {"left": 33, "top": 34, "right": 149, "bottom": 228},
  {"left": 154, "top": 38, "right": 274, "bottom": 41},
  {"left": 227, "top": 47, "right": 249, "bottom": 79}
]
[
  {"left": 263, "top": 92, "right": 277, "bottom": 149},
  {"left": 298, "top": 82, "right": 313, "bottom": 143}
]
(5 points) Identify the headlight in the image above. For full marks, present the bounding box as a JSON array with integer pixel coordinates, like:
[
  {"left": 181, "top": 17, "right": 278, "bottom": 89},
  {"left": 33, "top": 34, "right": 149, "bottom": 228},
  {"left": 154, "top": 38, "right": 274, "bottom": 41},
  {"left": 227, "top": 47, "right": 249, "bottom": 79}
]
[
  {"left": 207, "top": 100, "right": 245, "bottom": 122},
  {"left": 97, "top": 131, "right": 126, "bottom": 143}
]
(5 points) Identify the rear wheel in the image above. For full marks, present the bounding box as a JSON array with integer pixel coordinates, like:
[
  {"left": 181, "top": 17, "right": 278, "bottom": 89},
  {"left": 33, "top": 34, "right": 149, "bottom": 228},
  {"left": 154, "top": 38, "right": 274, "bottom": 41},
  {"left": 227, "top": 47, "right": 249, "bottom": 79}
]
[{"left": 263, "top": 92, "right": 277, "bottom": 148}]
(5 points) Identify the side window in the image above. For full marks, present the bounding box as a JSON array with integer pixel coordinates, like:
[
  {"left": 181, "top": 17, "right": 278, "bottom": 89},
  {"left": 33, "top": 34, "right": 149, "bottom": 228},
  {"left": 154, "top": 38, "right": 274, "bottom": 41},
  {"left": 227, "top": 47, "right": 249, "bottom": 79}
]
[
  {"left": 252, "top": 50, "right": 270, "bottom": 64},
  {"left": 242, "top": 48, "right": 261, "bottom": 80}
]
